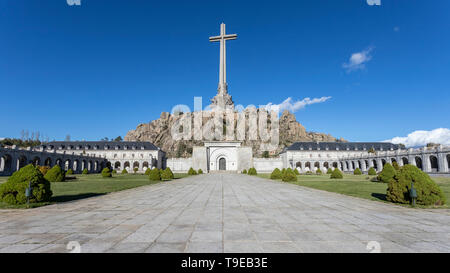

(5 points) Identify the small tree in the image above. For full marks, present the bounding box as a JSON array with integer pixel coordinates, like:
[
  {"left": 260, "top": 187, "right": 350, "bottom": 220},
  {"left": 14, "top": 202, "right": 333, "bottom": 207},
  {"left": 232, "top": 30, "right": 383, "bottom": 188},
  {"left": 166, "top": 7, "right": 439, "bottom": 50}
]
[
  {"left": 133, "top": 167, "right": 138, "bottom": 174},
  {"left": 161, "top": 168, "right": 174, "bottom": 180},
  {"left": 101, "top": 167, "right": 112, "bottom": 178},
  {"left": 378, "top": 163, "right": 396, "bottom": 183},
  {"left": 82, "top": 168, "right": 88, "bottom": 175},
  {"left": 293, "top": 168, "right": 300, "bottom": 175},
  {"left": 262, "top": 151, "right": 270, "bottom": 158},
  {"left": 316, "top": 169, "right": 323, "bottom": 175},
  {"left": 282, "top": 168, "right": 297, "bottom": 182},
  {"left": 0, "top": 164, "right": 52, "bottom": 205},
  {"left": 247, "top": 168, "right": 257, "bottom": 175},
  {"left": 326, "top": 168, "right": 333, "bottom": 174},
  {"left": 188, "top": 167, "right": 197, "bottom": 175},
  {"left": 112, "top": 169, "right": 117, "bottom": 174},
  {"left": 121, "top": 169, "right": 128, "bottom": 174},
  {"left": 66, "top": 169, "right": 73, "bottom": 175},
  {"left": 149, "top": 168, "right": 161, "bottom": 181},
  {"left": 242, "top": 169, "right": 247, "bottom": 174},
  {"left": 387, "top": 165, "right": 446, "bottom": 206},
  {"left": 353, "top": 168, "right": 362, "bottom": 175},
  {"left": 198, "top": 169, "right": 203, "bottom": 174},
  {"left": 44, "top": 165, "right": 65, "bottom": 182},
  {"left": 330, "top": 168, "right": 343, "bottom": 179},
  {"left": 270, "top": 168, "right": 282, "bottom": 180},
  {"left": 144, "top": 168, "right": 151, "bottom": 175},
  {"left": 392, "top": 161, "right": 400, "bottom": 170},
  {"left": 368, "top": 167, "right": 377, "bottom": 176}
]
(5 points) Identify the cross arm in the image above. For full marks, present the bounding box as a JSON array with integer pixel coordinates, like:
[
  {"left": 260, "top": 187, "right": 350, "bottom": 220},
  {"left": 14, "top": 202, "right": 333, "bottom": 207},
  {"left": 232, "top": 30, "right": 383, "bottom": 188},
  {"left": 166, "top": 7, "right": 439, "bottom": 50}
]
[{"left": 209, "top": 34, "right": 238, "bottom": 42}]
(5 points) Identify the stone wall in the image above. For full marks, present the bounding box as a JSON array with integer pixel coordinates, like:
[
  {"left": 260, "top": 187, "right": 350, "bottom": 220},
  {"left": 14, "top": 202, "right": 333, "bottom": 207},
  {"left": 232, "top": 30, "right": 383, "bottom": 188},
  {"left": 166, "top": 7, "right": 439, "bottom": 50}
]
[
  {"left": 166, "top": 158, "right": 192, "bottom": 173},
  {"left": 253, "top": 158, "right": 284, "bottom": 173}
]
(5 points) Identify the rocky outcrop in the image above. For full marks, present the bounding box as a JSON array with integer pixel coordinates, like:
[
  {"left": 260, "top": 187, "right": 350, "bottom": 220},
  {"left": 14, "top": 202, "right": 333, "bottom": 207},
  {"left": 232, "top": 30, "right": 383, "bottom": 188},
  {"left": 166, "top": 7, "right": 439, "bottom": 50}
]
[{"left": 124, "top": 110, "right": 345, "bottom": 157}]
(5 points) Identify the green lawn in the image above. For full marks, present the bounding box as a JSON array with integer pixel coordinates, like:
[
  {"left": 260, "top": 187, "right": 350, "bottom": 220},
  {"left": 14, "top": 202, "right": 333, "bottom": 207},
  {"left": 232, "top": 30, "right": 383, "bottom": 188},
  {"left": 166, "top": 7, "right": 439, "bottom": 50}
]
[
  {"left": 257, "top": 173, "right": 450, "bottom": 209},
  {"left": 0, "top": 173, "right": 190, "bottom": 209}
]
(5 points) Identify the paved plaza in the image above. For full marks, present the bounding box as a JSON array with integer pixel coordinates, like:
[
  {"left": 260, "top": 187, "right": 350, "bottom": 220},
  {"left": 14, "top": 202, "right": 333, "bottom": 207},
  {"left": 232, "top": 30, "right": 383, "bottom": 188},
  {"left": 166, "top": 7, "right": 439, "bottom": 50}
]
[{"left": 0, "top": 174, "right": 450, "bottom": 253}]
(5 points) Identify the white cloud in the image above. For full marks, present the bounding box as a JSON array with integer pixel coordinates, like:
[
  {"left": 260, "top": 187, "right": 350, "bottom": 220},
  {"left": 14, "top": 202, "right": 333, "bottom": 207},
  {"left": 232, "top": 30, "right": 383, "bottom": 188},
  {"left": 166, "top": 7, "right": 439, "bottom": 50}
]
[
  {"left": 384, "top": 128, "right": 450, "bottom": 147},
  {"left": 343, "top": 47, "right": 374, "bottom": 72},
  {"left": 262, "top": 96, "right": 331, "bottom": 113}
]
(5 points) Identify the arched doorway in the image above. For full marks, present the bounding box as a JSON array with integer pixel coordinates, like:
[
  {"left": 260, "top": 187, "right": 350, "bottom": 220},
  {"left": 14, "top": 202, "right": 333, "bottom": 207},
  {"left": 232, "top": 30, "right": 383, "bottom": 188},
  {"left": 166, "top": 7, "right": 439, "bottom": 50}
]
[
  {"left": 219, "top": 158, "right": 226, "bottom": 171},
  {"left": 402, "top": 157, "right": 409, "bottom": 165},
  {"left": 430, "top": 156, "right": 439, "bottom": 172},
  {"left": 415, "top": 157, "right": 423, "bottom": 170},
  {"left": 0, "top": 154, "right": 12, "bottom": 174},
  {"left": 114, "top": 161, "right": 121, "bottom": 170},
  {"left": 447, "top": 154, "right": 450, "bottom": 169}
]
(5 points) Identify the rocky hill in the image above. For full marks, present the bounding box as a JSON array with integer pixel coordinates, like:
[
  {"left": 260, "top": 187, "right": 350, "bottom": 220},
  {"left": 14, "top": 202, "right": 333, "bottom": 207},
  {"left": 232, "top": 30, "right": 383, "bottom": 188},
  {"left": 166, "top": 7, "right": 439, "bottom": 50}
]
[{"left": 124, "top": 110, "right": 346, "bottom": 158}]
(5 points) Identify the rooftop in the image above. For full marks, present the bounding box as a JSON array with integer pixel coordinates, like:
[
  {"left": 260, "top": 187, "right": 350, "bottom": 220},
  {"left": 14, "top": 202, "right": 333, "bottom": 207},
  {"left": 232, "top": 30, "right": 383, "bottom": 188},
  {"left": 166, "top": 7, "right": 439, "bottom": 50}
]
[
  {"left": 285, "top": 142, "right": 401, "bottom": 151},
  {"left": 38, "top": 141, "right": 161, "bottom": 151}
]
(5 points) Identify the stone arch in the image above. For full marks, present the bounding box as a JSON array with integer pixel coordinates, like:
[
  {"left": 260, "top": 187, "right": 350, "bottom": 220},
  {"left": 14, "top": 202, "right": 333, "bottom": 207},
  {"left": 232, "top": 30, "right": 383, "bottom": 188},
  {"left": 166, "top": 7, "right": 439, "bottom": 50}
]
[
  {"left": 55, "top": 158, "right": 63, "bottom": 168},
  {"left": 73, "top": 160, "right": 79, "bottom": 172},
  {"left": 415, "top": 156, "right": 423, "bottom": 170},
  {"left": 372, "top": 160, "right": 378, "bottom": 170},
  {"left": 345, "top": 161, "right": 349, "bottom": 169},
  {"left": 124, "top": 161, "right": 130, "bottom": 171},
  {"left": 430, "top": 155, "right": 439, "bottom": 172},
  {"left": 88, "top": 160, "right": 93, "bottom": 171},
  {"left": 402, "top": 157, "right": 409, "bottom": 165},
  {"left": 305, "top": 162, "right": 311, "bottom": 171},
  {"left": 295, "top": 162, "right": 302, "bottom": 169},
  {"left": 143, "top": 161, "right": 149, "bottom": 170},
  {"left": 44, "top": 157, "right": 52, "bottom": 166},
  {"left": 114, "top": 161, "right": 121, "bottom": 170},
  {"left": 94, "top": 161, "right": 99, "bottom": 172},
  {"left": 323, "top": 162, "right": 329, "bottom": 170},
  {"left": 391, "top": 158, "right": 397, "bottom": 163},
  {"left": 82, "top": 160, "right": 87, "bottom": 171},
  {"left": 447, "top": 154, "right": 450, "bottom": 169},
  {"left": 64, "top": 159, "right": 71, "bottom": 171},
  {"left": 314, "top": 162, "right": 320, "bottom": 171},
  {"left": 31, "top": 156, "right": 40, "bottom": 166},
  {"left": 133, "top": 161, "right": 140, "bottom": 171},
  {"left": 18, "top": 155, "right": 28, "bottom": 170},
  {"left": 219, "top": 157, "right": 226, "bottom": 171},
  {"left": 0, "top": 154, "right": 12, "bottom": 174},
  {"left": 351, "top": 161, "right": 355, "bottom": 170},
  {"left": 332, "top": 162, "right": 338, "bottom": 169},
  {"left": 381, "top": 159, "right": 387, "bottom": 167}
]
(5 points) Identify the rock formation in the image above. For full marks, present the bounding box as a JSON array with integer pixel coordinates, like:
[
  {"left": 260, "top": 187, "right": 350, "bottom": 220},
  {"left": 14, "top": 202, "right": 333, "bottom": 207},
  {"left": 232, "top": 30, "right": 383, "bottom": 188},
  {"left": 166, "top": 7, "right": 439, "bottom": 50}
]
[{"left": 124, "top": 110, "right": 346, "bottom": 158}]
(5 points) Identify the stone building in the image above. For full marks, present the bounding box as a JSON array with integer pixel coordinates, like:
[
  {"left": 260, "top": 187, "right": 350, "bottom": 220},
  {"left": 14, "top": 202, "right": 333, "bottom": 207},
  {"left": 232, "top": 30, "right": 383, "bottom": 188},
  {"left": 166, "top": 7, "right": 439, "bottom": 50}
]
[{"left": 36, "top": 141, "right": 166, "bottom": 173}]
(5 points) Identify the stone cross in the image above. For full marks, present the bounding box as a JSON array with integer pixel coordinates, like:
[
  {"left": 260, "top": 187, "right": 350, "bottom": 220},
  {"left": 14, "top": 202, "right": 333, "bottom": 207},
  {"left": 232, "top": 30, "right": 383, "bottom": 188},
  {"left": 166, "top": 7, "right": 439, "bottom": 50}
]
[{"left": 209, "top": 23, "right": 237, "bottom": 95}]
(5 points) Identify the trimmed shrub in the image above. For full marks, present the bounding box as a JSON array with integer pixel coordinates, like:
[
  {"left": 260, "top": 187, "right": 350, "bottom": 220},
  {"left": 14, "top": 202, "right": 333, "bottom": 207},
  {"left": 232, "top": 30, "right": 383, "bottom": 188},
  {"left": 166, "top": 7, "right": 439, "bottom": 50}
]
[
  {"left": 330, "top": 168, "right": 343, "bottom": 179},
  {"left": 161, "top": 167, "right": 174, "bottom": 180},
  {"left": 44, "top": 165, "right": 65, "bottom": 182},
  {"left": 270, "top": 168, "right": 282, "bottom": 180},
  {"left": 293, "top": 168, "right": 300, "bottom": 175},
  {"left": 0, "top": 164, "right": 52, "bottom": 205},
  {"left": 316, "top": 169, "right": 323, "bottom": 175},
  {"left": 101, "top": 167, "right": 112, "bottom": 178},
  {"left": 386, "top": 165, "right": 446, "bottom": 206},
  {"left": 247, "top": 168, "right": 257, "bottom": 175},
  {"left": 188, "top": 167, "right": 197, "bottom": 175},
  {"left": 144, "top": 168, "right": 151, "bottom": 175},
  {"left": 282, "top": 168, "right": 297, "bottom": 182},
  {"left": 122, "top": 169, "right": 128, "bottom": 174},
  {"left": 66, "top": 169, "right": 73, "bottom": 175},
  {"left": 149, "top": 168, "right": 161, "bottom": 181},
  {"left": 242, "top": 169, "right": 247, "bottom": 174},
  {"left": 281, "top": 168, "right": 286, "bottom": 177},
  {"left": 378, "top": 163, "right": 396, "bottom": 183},
  {"left": 368, "top": 167, "right": 377, "bottom": 176},
  {"left": 112, "top": 170, "right": 117, "bottom": 174},
  {"left": 82, "top": 168, "right": 88, "bottom": 174},
  {"left": 353, "top": 168, "right": 362, "bottom": 175},
  {"left": 305, "top": 171, "right": 313, "bottom": 175},
  {"left": 38, "top": 166, "right": 51, "bottom": 176},
  {"left": 198, "top": 169, "right": 203, "bottom": 174},
  {"left": 392, "top": 161, "right": 400, "bottom": 170},
  {"left": 133, "top": 167, "right": 138, "bottom": 174},
  {"left": 326, "top": 168, "right": 333, "bottom": 174}
]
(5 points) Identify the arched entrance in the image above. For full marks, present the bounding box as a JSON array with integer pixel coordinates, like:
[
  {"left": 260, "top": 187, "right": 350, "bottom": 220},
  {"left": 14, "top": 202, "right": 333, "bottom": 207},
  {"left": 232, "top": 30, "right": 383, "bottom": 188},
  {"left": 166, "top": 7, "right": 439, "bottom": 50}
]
[
  {"left": 219, "top": 158, "right": 226, "bottom": 171},
  {"left": 415, "top": 157, "right": 423, "bottom": 170},
  {"left": 430, "top": 156, "right": 439, "bottom": 172}
]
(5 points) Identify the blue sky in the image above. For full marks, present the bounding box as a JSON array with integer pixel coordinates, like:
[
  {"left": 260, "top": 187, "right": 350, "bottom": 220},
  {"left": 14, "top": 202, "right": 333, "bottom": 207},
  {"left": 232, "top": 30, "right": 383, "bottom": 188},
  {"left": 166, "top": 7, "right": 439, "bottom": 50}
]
[{"left": 1, "top": 0, "right": 449, "bottom": 145}]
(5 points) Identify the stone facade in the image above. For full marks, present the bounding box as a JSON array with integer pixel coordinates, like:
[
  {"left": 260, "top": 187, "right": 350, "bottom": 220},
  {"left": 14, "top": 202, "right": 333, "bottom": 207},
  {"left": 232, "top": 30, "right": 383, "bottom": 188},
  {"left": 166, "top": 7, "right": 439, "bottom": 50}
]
[
  {"left": 28, "top": 141, "right": 166, "bottom": 173},
  {"left": 0, "top": 146, "right": 107, "bottom": 176}
]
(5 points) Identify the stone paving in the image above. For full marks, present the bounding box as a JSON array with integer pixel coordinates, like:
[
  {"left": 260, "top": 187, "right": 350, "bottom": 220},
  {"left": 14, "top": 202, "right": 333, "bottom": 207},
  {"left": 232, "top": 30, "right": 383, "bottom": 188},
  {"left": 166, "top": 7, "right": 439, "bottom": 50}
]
[{"left": 0, "top": 173, "right": 450, "bottom": 253}]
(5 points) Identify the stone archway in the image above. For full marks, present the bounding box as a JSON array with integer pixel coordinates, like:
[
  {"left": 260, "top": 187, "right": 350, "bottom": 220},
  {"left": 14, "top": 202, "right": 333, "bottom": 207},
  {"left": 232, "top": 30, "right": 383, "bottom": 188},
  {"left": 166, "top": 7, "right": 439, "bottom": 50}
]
[
  {"left": 447, "top": 154, "right": 450, "bottom": 169},
  {"left": 430, "top": 156, "right": 439, "bottom": 172},
  {"left": 219, "top": 157, "right": 226, "bottom": 171},
  {"left": 415, "top": 157, "right": 423, "bottom": 170},
  {"left": 402, "top": 157, "right": 409, "bottom": 165},
  {"left": 0, "top": 154, "right": 12, "bottom": 174}
]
